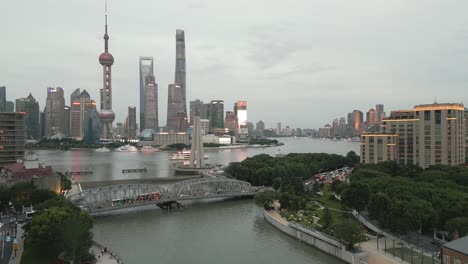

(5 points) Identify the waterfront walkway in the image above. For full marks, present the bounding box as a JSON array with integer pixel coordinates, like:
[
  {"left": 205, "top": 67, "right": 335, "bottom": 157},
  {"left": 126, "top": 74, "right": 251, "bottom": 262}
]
[
  {"left": 8, "top": 224, "right": 24, "bottom": 264},
  {"left": 91, "top": 242, "right": 123, "bottom": 264}
]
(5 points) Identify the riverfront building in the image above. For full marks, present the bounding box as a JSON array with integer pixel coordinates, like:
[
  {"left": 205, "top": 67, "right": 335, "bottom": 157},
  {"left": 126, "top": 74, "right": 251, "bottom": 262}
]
[
  {"left": 83, "top": 108, "right": 101, "bottom": 145},
  {"left": 0, "top": 113, "right": 25, "bottom": 165},
  {"left": 441, "top": 235, "right": 468, "bottom": 264},
  {"left": 209, "top": 100, "right": 224, "bottom": 131},
  {"left": 45, "top": 87, "right": 65, "bottom": 137},
  {"left": 360, "top": 103, "right": 465, "bottom": 168},
  {"left": 0, "top": 86, "right": 6, "bottom": 112},
  {"left": 15, "top": 93, "right": 40, "bottom": 139},
  {"left": 144, "top": 72, "right": 158, "bottom": 132},
  {"left": 127, "top": 106, "right": 137, "bottom": 138},
  {"left": 139, "top": 56, "right": 154, "bottom": 130},
  {"left": 70, "top": 89, "right": 96, "bottom": 139},
  {"left": 154, "top": 132, "right": 190, "bottom": 146}
]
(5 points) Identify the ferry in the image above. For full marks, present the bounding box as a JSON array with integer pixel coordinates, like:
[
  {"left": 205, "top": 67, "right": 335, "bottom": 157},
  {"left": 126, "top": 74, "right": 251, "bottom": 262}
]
[
  {"left": 23, "top": 151, "right": 38, "bottom": 161},
  {"left": 95, "top": 147, "right": 110, "bottom": 152},
  {"left": 140, "top": 146, "right": 159, "bottom": 152},
  {"left": 115, "top": 145, "right": 138, "bottom": 152},
  {"left": 169, "top": 149, "right": 209, "bottom": 160}
]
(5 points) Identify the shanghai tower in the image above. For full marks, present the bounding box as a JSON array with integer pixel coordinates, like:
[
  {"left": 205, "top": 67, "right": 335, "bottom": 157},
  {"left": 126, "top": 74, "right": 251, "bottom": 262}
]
[
  {"left": 175, "top": 29, "right": 187, "bottom": 115},
  {"left": 98, "top": 5, "right": 115, "bottom": 139}
]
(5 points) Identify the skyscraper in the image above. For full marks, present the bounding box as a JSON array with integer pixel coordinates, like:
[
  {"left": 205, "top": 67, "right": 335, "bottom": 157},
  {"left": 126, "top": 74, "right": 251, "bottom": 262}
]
[
  {"left": 139, "top": 56, "right": 154, "bottom": 130},
  {"left": 366, "top": 108, "right": 377, "bottom": 129},
  {"left": 98, "top": 7, "right": 115, "bottom": 140},
  {"left": 15, "top": 93, "right": 40, "bottom": 139},
  {"left": 5, "top": 101, "right": 14, "bottom": 112},
  {"left": 144, "top": 72, "right": 158, "bottom": 132},
  {"left": 256, "top": 120, "right": 265, "bottom": 136},
  {"left": 63, "top": 105, "right": 71, "bottom": 136},
  {"left": 166, "top": 84, "right": 184, "bottom": 131},
  {"left": 209, "top": 100, "right": 224, "bottom": 130},
  {"left": 224, "top": 111, "right": 238, "bottom": 136},
  {"left": 0, "top": 86, "right": 6, "bottom": 112},
  {"left": 0, "top": 113, "right": 25, "bottom": 165},
  {"left": 352, "top": 110, "right": 363, "bottom": 135},
  {"left": 83, "top": 108, "right": 101, "bottom": 145},
  {"left": 234, "top": 101, "right": 247, "bottom": 130},
  {"left": 45, "top": 87, "right": 65, "bottom": 136},
  {"left": 190, "top": 99, "right": 203, "bottom": 125},
  {"left": 277, "top": 122, "right": 282, "bottom": 136},
  {"left": 127, "top": 106, "right": 137, "bottom": 138},
  {"left": 70, "top": 90, "right": 96, "bottom": 139},
  {"left": 175, "top": 29, "right": 187, "bottom": 114},
  {"left": 376, "top": 104, "right": 385, "bottom": 127}
]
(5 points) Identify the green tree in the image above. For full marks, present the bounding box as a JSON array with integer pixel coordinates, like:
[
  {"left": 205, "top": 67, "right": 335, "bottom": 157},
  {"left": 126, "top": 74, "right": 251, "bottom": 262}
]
[
  {"left": 345, "top": 151, "right": 360, "bottom": 165},
  {"left": 333, "top": 219, "right": 366, "bottom": 249},
  {"left": 59, "top": 211, "right": 94, "bottom": 263},
  {"left": 367, "top": 192, "right": 391, "bottom": 227},
  {"left": 446, "top": 217, "right": 468, "bottom": 237},
  {"left": 321, "top": 207, "right": 332, "bottom": 228},
  {"left": 341, "top": 182, "right": 370, "bottom": 212}
]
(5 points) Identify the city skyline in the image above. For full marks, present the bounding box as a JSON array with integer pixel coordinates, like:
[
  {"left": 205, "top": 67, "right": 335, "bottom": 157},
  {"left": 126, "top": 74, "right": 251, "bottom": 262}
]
[{"left": 2, "top": 1, "right": 468, "bottom": 128}]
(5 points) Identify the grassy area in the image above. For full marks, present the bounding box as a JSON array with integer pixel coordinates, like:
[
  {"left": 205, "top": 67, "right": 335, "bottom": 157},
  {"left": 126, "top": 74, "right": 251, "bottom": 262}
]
[{"left": 20, "top": 242, "right": 53, "bottom": 264}]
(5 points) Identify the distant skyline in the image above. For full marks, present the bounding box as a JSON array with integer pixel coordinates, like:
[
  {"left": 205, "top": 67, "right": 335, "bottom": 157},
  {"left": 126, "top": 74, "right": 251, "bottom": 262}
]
[{"left": 2, "top": 0, "right": 468, "bottom": 128}]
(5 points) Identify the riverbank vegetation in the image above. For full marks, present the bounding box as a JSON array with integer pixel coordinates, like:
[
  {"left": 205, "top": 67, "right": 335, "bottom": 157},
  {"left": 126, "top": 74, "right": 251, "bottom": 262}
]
[
  {"left": 28, "top": 138, "right": 131, "bottom": 150},
  {"left": 0, "top": 182, "right": 95, "bottom": 264},
  {"left": 227, "top": 151, "right": 365, "bottom": 249},
  {"left": 341, "top": 161, "right": 468, "bottom": 238}
]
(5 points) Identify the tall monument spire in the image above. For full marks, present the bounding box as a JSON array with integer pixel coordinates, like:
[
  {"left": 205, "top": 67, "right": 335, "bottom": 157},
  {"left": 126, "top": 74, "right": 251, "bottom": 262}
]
[{"left": 98, "top": 0, "right": 115, "bottom": 140}]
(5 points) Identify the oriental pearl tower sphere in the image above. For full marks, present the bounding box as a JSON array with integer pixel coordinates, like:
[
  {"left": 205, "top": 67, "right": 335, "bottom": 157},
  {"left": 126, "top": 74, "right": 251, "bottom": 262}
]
[{"left": 98, "top": 10, "right": 115, "bottom": 140}]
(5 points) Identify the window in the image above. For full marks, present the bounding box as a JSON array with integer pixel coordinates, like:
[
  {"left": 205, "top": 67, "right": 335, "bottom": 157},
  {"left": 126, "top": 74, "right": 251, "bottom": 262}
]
[
  {"left": 454, "top": 257, "right": 460, "bottom": 264},
  {"left": 443, "top": 254, "right": 450, "bottom": 264}
]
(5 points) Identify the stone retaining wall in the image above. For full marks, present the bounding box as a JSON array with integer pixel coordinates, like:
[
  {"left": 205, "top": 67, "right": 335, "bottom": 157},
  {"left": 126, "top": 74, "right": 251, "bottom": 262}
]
[{"left": 264, "top": 209, "right": 368, "bottom": 264}]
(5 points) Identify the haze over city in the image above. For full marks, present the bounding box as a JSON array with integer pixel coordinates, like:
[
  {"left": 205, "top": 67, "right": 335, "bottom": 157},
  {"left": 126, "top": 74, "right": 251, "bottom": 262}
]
[{"left": 2, "top": 0, "right": 468, "bottom": 128}]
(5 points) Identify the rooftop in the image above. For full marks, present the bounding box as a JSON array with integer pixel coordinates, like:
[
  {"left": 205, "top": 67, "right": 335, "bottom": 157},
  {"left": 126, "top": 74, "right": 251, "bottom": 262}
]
[{"left": 443, "top": 235, "right": 468, "bottom": 255}]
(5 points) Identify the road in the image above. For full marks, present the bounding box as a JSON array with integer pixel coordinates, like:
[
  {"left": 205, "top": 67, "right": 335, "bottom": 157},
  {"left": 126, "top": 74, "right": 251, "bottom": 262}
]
[{"left": 0, "top": 216, "right": 16, "bottom": 264}]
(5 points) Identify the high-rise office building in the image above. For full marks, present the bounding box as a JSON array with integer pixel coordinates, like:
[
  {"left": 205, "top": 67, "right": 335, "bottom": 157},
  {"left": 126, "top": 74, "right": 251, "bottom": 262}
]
[
  {"left": 200, "top": 119, "right": 210, "bottom": 135},
  {"left": 115, "top": 122, "right": 125, "bottom": 138},
  {"left": 366, "top": 109, "right": 377, "bottom": 129},
  {"left": 63, "top": 106, "right": 71, "bottom": 136},
  {"left": 201, "top": 103, "right": 210, "bottom": 120},
  {"left": 376, "top": 104, "right": 385, "bottom": 127},
  {"left": 190, "top": 99, "right": 204, "bottom": 125},
  {"left": 70, "top": 90, "right": 96, "bottom": 139},
  {"left": 70, "top": 88, "right": 81, "bottom": 105},
  {"left": 45, "top": 87, "right": 65, "bottom": 136},
  {"left": 15, "top": 93, "right": 40, "bottom": 139},
  {"left": 5, "top": 101, "right": 14, "bottom": 112},
  {"left": 0, "top": 113, "right": 25, "bottom": 165},
  {"left": 127, "top": 106, "right": 137, "bottom": 138},
  {"left": 332, "top": 118, "right": 339, "bottom": 137},
  {"left": 361, "top": 103, "right": 465, "bottom": 168},
  {"left": 277, "top": 122, "right": 282, "bottom": 136},
  {"left": 0, "top": 86, "right": 6, "bottom": 112},
  {"left": 40, "top": 110, "right": 46, "bottom": 138},
  {"left": 175, "top": 112, "right": 188, "bottom": 132},
  {"left": 98, "top": 8, "right": 115, "bottom": 139},
  {"left": 352, "top": 110, "right": 363, "bottom": 135},
  {"left": 246, "top": 122, "right": 254, "bottom": 136},
  {"left": 83, "top": 108, "right": 100, "bottom": 144},
  {"left": 224, "top": 111, "right": 238, "bottom": 136},
  {"left": 256, "top": 120, "right": 265, "bottom": 136},
  {"left": 166, "top": 84, "right": 185, "bottom": 131},
  {"left": 209, "top": 100, "right": 224, "bottom": 130},
  {"left": 174, "top": 29, "right": 187, "bottom": 114},
  {"left": 139, "top": 56, "right": 154, "bottom": 130},
  {"left": 234, "top": 101, "right": 247, "bottom": 129},
  {"left": 144, "top": 72, "right": 158, "bottom": 132}
]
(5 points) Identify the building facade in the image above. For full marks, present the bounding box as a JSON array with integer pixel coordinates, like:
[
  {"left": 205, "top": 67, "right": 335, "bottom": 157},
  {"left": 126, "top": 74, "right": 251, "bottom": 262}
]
[
  {"left": 175, "top": 29, "right": 187, "bottom": 115},
  {"left": 70, "top": 90, "right": 96, "bottom": 139},
  {"left": 361, "top": 103, "right": 465, "bottom": 168},
  {"left": 189, "top": 99, "right": 203, "bottom": 125},
  {"left": 45, "top": 87, "right": 65, "bottom": 137},
  {"left": 224, "top": 111, "right": 238, "bottom": 137},
  {"left": 139, "top": 56, "right": 154, "bottom": 130},
  {"left": 154, "top": 132, "right": 190, "bottom": 146},
  {"left": 209, "top": 100, "right": 224, "bottom": 130},
  {"left": 256, "top": 120, "right": 265, "bottom": 136},
  {"left": 0, "top": 86, "right": 5, "bottom": 112},
  {"left": 144, "top": 72, "right": 158, "bottom": 132},
  {"left": 440, "top": 235, "right": 468, "bottom": 264},
  {"left": 83, "top": 108, "right": 100, "bottom": 144},
  {"left": 15, "top": 93, "right": 40, "bottom": 139},
  {"left": 166, "top": 84, "right": 185, "bottom": 131},
  {"left": 0, "top": 113, "right": 25, "bottom": 165},
  {"left": 360, "top": 133, "right": 398, "bottom": 164},
  {"left": 127, "top": 106, "right": 137, "bottom": 138}
]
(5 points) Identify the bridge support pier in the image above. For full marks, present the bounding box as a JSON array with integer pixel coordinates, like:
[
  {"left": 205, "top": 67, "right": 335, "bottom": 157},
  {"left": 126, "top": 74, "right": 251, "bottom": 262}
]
[{"left": 157, "top": 201, "right": 182, "bottom": 210}]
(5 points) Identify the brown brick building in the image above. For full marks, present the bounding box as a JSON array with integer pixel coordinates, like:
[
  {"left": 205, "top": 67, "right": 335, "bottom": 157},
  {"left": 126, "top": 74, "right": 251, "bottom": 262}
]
[{"left": 441, "top": 235, "right": 468, "bottom": 264}]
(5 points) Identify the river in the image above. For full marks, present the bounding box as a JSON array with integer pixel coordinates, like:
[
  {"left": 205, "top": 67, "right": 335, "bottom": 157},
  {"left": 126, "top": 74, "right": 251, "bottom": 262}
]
[{"left": 35, "top": 138, "right": 358, "bottom": 264}]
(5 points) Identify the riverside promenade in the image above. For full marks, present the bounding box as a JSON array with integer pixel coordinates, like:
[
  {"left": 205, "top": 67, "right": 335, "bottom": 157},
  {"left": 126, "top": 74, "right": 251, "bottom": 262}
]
[{"left": 91, "top": 241, "right": 123, "bottom": 264}]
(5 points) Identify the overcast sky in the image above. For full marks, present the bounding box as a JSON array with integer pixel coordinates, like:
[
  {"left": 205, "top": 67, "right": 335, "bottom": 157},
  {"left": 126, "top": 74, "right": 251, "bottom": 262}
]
[{"left": 2, "top": 0, "right": 468, "bottom": 129}]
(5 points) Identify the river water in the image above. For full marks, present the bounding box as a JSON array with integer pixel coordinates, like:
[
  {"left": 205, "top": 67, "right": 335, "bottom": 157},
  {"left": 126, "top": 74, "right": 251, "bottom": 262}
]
[{"left": 36, "top": 138, "right": 358, "bottom": 264}]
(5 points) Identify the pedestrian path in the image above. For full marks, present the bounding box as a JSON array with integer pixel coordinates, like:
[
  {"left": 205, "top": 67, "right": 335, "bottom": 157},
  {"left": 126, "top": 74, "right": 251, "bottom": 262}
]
[
  {"left": 91, "top": 244, "right": 122, "bottom": 264},
  {"left": 8, "top": 224, "right": 24, "bottom": 264}
]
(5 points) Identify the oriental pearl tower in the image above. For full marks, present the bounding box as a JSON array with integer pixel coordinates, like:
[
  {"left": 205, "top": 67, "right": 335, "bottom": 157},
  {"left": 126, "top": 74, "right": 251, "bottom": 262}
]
[{"left": 98, "top": 4, "right": 115, "bottom": 140}]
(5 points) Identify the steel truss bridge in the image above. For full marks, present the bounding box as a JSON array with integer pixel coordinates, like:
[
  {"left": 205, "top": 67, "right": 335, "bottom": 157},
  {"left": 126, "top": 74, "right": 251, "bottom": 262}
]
[{"left": 68, "top": 177, "right": 256, "bottom": 216}]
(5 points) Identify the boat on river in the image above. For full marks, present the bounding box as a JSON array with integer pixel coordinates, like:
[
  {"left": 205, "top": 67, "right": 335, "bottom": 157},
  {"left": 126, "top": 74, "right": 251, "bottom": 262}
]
[
  {"left": 140, "top": 146, "right": 159, "bottom": 152},
  {"left": 95, "top": 147, "right": 110, "bottom": 152},
  {"left": 169, "top": 149, "right": 208, "bottom": 160},
  {"left": 23, "top": 151, "right": 38, "bottom": 161},
  {"left": 115, "top": 145, "right": 138, "bottom": 152}
]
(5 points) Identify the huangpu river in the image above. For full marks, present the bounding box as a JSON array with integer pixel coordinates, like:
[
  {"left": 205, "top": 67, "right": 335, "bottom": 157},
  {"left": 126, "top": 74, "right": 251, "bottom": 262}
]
[{"left": 36, "top": 137, "right": 358, "bottom": 264}]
